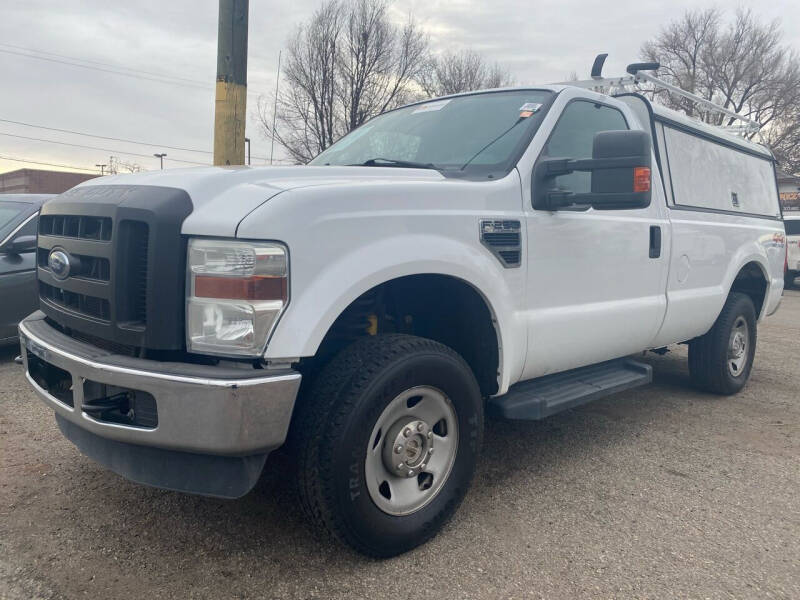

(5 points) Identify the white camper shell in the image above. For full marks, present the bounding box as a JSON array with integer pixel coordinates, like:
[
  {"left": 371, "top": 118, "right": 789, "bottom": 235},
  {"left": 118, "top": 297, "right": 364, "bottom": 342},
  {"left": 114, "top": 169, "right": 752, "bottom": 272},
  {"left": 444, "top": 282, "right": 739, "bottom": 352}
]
[
  {"left": 619, "top": 95, "right": 780, "bottom": 219},
  {"left": 19, "top": 61, "right": 788, "bottom": 557}
]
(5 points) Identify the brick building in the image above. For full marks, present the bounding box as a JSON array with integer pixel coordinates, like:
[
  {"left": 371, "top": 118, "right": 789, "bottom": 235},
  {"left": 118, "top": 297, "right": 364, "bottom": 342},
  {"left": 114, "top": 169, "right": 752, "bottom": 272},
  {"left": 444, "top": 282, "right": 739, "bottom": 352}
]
[{"left": 0, "top": 168, "right": 98, "bottom": 194}]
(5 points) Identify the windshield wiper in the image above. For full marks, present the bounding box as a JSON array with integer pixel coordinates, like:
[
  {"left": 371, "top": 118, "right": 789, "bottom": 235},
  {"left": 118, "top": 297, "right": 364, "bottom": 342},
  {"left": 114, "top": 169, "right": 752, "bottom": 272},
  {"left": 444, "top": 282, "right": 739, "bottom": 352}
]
[{"left": 350, "top": 157, "right": 439, "bottom": 170}]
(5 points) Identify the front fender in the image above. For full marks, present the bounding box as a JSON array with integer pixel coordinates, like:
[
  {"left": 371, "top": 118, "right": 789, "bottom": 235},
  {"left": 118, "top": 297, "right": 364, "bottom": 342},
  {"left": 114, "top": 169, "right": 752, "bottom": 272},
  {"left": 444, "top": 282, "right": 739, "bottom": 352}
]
[{"left": 264, "top": 233, "right": 525, "bottom": 393}]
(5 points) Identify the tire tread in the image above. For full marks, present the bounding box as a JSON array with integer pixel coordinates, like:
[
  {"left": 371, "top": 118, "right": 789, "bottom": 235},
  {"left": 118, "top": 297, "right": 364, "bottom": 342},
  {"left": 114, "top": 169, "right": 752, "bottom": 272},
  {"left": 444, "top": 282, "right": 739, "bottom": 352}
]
[
  {"left": 290, "top": 334, "right": 479, "bottom": 556},
  {"left": 688, "top": 292, "right": 756, "bottom": 395}
]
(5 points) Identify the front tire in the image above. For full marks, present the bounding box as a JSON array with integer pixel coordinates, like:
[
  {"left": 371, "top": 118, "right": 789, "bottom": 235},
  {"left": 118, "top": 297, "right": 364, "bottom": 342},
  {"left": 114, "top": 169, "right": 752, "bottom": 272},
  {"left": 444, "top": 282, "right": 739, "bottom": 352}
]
[
  {"left": 292, "top": 334, "right": 483, "bottom": 557},
  {"left": 688, "top": 292, "right": 757, "bottom": 395}
]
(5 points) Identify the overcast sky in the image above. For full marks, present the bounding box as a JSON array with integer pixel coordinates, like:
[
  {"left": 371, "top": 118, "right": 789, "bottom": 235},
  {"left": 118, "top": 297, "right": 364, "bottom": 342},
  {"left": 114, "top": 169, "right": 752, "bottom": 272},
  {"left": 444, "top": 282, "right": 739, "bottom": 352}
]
[{"left": 1, "top": 0, "right": 798, "bottom": 175}]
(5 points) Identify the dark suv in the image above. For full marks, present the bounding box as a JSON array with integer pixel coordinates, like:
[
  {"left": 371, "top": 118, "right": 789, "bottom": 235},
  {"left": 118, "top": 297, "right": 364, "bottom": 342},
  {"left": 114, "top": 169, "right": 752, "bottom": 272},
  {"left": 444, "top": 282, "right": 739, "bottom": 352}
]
[{"left": 0, "top": 194, "right": 53, "bottom": 345}]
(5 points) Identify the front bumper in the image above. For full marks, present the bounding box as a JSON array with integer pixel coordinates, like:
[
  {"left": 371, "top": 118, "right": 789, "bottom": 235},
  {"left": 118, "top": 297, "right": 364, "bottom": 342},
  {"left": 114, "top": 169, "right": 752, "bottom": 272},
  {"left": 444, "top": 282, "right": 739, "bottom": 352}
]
[{"left": 18, "top": 313, "right": 301, "bottom": 497}]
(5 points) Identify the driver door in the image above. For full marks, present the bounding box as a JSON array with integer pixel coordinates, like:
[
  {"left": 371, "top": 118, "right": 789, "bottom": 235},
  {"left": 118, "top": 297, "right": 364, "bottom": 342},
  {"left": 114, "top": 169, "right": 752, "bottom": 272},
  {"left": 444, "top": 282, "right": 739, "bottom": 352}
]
[{"left": 521, "top": 98, "right": 669, "bottom": 380}]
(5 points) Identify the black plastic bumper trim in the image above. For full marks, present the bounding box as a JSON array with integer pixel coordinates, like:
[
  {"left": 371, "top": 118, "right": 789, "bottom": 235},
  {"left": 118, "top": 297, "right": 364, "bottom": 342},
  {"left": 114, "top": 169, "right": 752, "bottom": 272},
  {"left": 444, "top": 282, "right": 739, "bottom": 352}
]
[{"left": 56, "top": 415, "right": 267, "bottom": 499}]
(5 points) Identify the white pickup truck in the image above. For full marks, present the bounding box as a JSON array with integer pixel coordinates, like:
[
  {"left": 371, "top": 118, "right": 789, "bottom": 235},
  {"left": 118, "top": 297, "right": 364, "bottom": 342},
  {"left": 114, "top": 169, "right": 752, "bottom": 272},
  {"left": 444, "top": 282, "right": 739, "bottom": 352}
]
[
  {"left": 785, "top": 214, "right": 800, "bottom": 287},
  {"left": 19, "top": 67, "right": 786, "bottom": 557}
]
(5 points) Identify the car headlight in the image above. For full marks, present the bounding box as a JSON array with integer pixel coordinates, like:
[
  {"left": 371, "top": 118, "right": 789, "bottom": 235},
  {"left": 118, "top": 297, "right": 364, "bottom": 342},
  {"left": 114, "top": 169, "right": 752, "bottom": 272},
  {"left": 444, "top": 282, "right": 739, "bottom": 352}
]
[{"left": 186, "top": 238, "right": 288, "bottom": 357}]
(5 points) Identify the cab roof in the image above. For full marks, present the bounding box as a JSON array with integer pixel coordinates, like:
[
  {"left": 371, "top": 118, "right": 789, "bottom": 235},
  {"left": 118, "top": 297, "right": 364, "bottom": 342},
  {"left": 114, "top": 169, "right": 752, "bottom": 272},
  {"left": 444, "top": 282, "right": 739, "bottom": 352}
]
[{"left": 401, "top": 85, "right": 774, "bottom": 160}]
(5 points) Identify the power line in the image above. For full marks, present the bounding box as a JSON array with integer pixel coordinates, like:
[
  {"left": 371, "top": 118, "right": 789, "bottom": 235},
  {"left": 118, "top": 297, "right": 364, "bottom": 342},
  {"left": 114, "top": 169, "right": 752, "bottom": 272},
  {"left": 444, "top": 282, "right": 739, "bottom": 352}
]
[
  {"left": 0, "top": 42, "right": 212, "bottom": 87},
  {"left": 0, "top": 46, "right": 268, "bottom": 99},
  {"left": 0, "top": 118, "right": 273, "bottom": 161},
  {"left": 0, "top": 154, "right": 98, "bottom": 172},
  {"left": 0, "top": 48, "right": 211, "bottom": 90},
  {"left": 0, "top": 131, "right": 210, "bottom": 166},
  {"left": 0, "top": 117, "right": 213, "bottom": 154}
]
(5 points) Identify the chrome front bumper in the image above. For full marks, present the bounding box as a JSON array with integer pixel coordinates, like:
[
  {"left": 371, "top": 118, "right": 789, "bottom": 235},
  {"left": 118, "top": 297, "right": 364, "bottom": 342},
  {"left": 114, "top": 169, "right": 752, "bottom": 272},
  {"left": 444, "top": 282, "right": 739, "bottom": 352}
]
[{"left": 19, "top": 313, "right": 301, "bottom": 457}]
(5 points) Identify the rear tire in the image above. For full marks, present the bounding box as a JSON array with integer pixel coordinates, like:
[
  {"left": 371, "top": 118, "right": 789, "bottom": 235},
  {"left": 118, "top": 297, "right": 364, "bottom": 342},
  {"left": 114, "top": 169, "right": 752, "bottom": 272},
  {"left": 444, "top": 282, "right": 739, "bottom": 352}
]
[
  {"left": 688, "top": 292, "right": 757, "bottom": 395},
  {"left": 291, "top": 334, "right": 483, "bottom": 557}
]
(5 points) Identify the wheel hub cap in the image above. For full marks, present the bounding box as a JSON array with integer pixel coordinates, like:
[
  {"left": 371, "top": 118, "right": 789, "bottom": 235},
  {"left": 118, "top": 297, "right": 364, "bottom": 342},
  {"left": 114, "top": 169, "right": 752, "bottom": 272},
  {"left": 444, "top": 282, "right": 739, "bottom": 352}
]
[
  {"left": 727, "top": 316, "right": 749, "bottom": 376},
  {"left": 731, "top": 333, "right": 745, "bottom": 356},
  {"left": 364, "top": 386, "right": 458, "bottom": 516},
  {"left": 383, "top": 418, "right": 433, "bottom": 477}
]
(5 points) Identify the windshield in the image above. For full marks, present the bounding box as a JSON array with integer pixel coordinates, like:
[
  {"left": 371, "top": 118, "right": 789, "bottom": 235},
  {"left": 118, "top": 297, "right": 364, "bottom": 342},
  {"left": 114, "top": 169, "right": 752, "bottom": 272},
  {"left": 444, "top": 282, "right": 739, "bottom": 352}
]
[
  {"left": 310, "top": 90, "right": 554, "bottom": 178},
  {"left": 0, "top": 201, "right": 33, "bottom": 242}
]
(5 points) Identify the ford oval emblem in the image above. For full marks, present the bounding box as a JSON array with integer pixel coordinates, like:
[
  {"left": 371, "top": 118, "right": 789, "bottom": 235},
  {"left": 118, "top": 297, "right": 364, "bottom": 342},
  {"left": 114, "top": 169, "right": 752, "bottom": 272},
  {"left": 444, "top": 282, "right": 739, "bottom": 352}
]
[{"left": 48, "top": 249, "right": 72, "bottom": 280}]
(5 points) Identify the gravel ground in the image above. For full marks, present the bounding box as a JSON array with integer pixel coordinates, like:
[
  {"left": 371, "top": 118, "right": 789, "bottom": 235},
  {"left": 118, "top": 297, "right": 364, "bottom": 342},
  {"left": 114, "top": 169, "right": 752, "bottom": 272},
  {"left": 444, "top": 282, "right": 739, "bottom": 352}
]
[{"left": 1, "top": 291, "right": 799, "bottom": 600}]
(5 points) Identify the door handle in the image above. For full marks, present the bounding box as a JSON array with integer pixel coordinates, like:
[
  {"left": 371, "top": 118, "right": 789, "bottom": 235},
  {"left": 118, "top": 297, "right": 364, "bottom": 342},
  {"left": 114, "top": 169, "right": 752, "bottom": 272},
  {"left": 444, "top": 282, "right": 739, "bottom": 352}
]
[{"left": 649, "top": 226, "right": 661, "bottom": 259}]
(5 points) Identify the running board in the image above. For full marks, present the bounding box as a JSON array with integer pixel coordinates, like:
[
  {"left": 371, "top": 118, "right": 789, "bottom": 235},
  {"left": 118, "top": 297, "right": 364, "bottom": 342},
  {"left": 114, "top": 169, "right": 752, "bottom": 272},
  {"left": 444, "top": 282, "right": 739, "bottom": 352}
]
[{"left": 488, "top": 358, "right": 652, "bottom": 420}]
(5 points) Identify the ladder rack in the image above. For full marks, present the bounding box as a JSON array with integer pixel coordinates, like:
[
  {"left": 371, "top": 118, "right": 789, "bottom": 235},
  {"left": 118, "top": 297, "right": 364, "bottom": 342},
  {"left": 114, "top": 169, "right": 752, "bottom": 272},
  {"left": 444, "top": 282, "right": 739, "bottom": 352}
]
[{"left": 556, "top": 55, "right": 762, "bottom": 135}]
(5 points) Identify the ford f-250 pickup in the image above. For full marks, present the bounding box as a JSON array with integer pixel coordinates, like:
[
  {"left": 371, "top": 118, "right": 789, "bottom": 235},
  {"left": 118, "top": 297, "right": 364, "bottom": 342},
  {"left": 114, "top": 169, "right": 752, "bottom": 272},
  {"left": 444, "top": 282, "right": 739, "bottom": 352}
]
[{"left": 18, "top": 67, "right": 786, "bottom": 557}]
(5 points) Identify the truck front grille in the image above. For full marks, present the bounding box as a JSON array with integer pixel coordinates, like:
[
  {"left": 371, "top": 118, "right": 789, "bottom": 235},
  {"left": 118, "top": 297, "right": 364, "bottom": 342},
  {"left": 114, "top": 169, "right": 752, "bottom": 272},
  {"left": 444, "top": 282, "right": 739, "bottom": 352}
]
[
  {"left": 39, "top": 282, "right": 111, "bottom": 321},
  {"left": 37, "top": 249, "right": 110, "bottom": 281},
  {"left": 38, "top": 219, "right": 148, "bottom": 327},
  {"left": 36, "top": 185, "right": 192, "bottom": 352},
  {"left": 38, "top": 215, "right": 112, "bottom": 240},
  {"left": 125, "top": 221, "right": 149, "bottom": 324}
]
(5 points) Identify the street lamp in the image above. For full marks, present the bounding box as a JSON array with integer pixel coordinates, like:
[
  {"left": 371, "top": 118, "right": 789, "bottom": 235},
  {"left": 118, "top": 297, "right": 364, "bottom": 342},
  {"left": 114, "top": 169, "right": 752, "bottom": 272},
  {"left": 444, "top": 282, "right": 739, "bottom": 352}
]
[{"left": 153, "top": 153, "right": 167, "bottom": 169}]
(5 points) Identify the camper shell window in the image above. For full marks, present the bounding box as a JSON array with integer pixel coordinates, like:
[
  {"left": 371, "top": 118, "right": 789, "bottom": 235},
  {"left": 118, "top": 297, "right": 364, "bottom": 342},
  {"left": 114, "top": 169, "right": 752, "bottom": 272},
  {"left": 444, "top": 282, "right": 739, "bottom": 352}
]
[{"left": 659, "top": 124, "right": 780, "bottom": 218}]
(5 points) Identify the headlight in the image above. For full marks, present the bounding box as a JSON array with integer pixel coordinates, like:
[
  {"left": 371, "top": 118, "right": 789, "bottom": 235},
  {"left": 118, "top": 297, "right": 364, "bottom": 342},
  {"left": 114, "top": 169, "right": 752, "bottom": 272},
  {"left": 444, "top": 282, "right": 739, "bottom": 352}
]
[{"left": 186, "top": 238, "right": 288, "bottom": 357}]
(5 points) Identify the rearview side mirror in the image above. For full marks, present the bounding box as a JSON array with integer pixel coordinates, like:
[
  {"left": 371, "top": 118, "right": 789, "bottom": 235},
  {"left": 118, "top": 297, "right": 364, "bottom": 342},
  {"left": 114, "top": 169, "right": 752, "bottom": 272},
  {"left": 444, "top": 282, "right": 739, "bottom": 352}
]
[
  {"left": 532, "top": 129, "right": 653, "bottom": 211},
  {"left": 1, "top": 235, "right": 37, "bottom": 255}
]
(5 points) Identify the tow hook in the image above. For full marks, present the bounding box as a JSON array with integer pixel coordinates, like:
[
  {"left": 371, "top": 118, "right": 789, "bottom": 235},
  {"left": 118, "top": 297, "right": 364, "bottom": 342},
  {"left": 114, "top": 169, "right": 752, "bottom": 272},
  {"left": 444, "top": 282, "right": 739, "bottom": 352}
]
[
  {"left": 14, "top": 355, "right": 23, "bottom": 365},
  {"left": 81, "top": 392, "right": 132, "bottom": 419}
]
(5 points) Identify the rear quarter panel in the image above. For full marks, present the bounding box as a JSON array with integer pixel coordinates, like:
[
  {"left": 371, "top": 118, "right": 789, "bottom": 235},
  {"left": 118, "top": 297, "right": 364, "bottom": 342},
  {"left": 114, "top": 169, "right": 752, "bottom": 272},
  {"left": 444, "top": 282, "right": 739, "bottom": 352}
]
[{"left": 651, "top": 209, "right": 785, "bottom": 347}]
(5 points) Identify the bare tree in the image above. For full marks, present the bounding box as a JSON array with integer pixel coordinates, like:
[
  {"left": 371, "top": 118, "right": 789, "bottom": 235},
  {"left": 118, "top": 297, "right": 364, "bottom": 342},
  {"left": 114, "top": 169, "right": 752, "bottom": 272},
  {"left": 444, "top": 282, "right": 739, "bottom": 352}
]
[
  {"left": 420, "top": 50, "right": 513, "bottom": 97},
  {"left": 338, "top": 1, "right": 428, "bottom": 131},
  {"left": 258, "top": 0, "right": 428, "bottom": 163},
  {"left": 642, "top": 9, "right": 800, "bottom": 172},
  {"left": 259, "top": 1, "right": 343, "bottom": 163}
]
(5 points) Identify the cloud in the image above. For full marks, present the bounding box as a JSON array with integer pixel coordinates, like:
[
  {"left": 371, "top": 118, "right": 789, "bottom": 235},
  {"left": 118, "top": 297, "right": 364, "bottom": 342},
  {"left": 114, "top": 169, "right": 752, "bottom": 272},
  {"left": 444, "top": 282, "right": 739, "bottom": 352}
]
[{"left": 0, "top": 0, "right": 797, "bottom": 174}]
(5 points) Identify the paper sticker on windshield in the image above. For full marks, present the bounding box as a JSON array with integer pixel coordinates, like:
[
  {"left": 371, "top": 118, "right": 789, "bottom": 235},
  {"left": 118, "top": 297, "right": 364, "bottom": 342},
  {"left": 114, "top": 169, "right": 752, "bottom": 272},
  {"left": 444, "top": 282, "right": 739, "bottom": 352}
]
[
  {"left": 519, "top": 102, "right": 542, "bottom": 118},
  {"left": 412, "top": 99, "right": 451, "bottom": 114}
]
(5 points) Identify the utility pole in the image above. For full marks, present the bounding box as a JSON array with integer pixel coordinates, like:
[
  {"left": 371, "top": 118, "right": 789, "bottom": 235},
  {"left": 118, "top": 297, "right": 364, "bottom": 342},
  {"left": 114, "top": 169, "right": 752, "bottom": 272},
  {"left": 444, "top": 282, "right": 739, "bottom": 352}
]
[
  {"left": 153, "top": 153, "right": 167, "bottom": 169},
  {"left": 95, "top": 163, "right": 107, "bottom": 175},
  {"left": 213, "top": 0, "right": 249, "bottom": 166},
  {"left": 244, "top": 137, "right": 251, "bottom": 165}
]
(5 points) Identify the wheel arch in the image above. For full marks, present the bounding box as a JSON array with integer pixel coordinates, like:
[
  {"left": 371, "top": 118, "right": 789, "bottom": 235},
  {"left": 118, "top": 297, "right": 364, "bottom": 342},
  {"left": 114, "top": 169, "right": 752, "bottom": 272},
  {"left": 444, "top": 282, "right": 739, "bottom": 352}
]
[
  {"left": 299, "top": 273, "right": 503, "bottom": 397},
  {"left": 726, "top": 258, "right": 769, "bottom": 320}
]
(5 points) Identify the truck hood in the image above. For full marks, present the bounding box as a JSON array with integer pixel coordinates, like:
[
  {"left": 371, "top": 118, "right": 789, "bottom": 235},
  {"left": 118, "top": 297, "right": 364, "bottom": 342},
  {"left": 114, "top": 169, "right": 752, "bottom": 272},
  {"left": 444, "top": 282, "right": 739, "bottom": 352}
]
[{"left": 76, "top": 165, "right": 445, "bottom": 237}]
